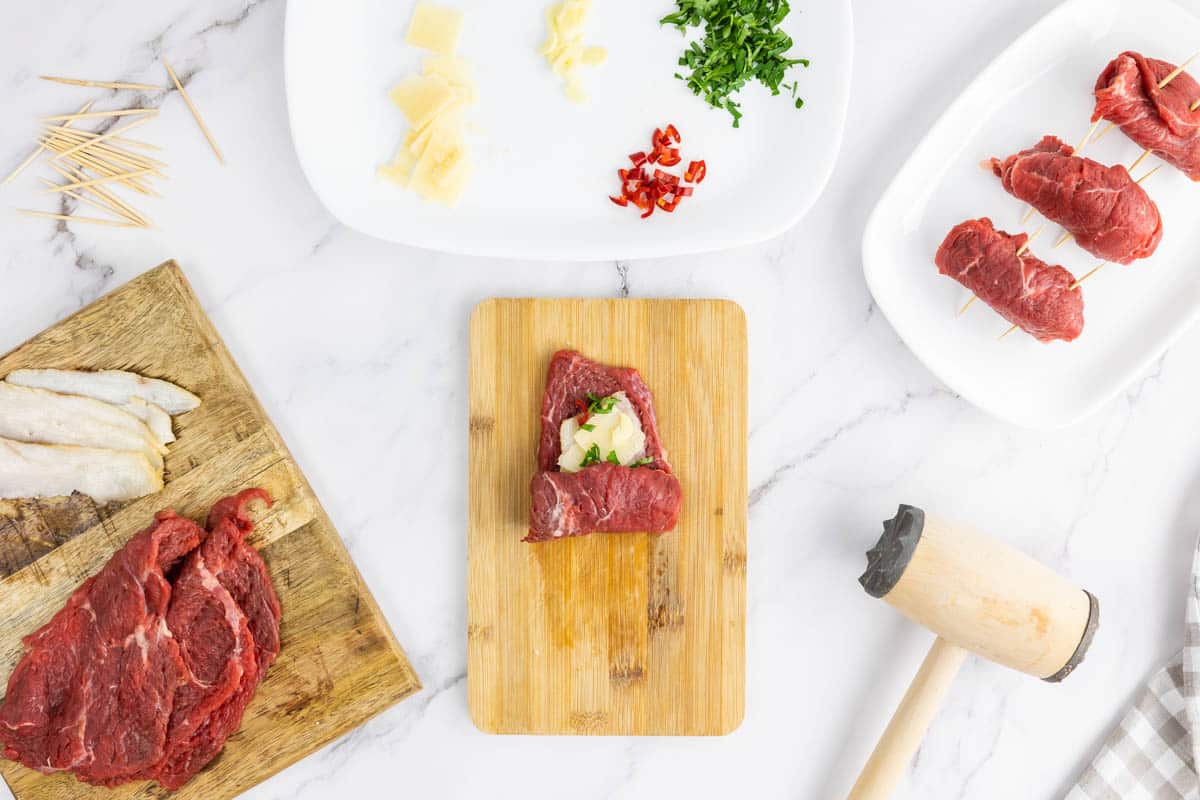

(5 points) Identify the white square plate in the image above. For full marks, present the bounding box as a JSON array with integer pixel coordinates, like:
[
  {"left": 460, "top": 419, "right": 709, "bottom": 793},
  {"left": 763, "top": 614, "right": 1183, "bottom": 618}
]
[
  {"left": 863, "top": 0, "right": 1200, "bottom": 429},
  {"left": 284, "top": 0, "right": 852, "bottom": 260}
]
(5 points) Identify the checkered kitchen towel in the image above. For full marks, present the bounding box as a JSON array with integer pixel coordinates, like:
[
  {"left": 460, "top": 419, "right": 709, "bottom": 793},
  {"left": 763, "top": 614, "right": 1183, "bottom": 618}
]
[{"left": 1066, "top": 536, "right": 1200, "bottom": 799}]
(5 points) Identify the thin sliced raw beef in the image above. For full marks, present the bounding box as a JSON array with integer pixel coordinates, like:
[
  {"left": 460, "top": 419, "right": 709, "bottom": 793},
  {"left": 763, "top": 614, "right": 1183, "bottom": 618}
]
[
  {"left": 0, "top": 512, "right": 204, "bottom": 783},
  {"left": 152, "top": 489, "right": 278, "bottom": 790},
  {"left": 1094, "top": 51, "right": 1200, "bottom": 181},
  {"left": 0, "top": 489, "right": 280, "bottom": 792},
  {"left": 988, "top": 135, "right": 1162, "bottom": 264},
  {"left": 537, "top": 349, "right": 670, "bottom": 472},
  {"left": 527, "top": 350, "right": 682, "bottom": 542},
  {"left": 935, "top": 218, "right": 1084, "bottom": 343},
  {"left": 529, "top": 463, "right": 683, "bottom": 540}
]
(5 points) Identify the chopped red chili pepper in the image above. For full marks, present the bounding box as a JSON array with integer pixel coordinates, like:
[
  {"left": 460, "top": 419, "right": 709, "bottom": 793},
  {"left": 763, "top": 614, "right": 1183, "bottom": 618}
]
[{"left": 609, "top": 124, "right": 705, "bottom": 219}]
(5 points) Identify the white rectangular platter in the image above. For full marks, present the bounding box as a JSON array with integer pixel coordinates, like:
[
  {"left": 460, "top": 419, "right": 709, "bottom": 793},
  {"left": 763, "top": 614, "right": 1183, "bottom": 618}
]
[
  {"left": 863, "top": 0, "right": 1200, "bottom": 429},
  {"left": 284, "top": 0, "right": 852, "bottom": 260}
]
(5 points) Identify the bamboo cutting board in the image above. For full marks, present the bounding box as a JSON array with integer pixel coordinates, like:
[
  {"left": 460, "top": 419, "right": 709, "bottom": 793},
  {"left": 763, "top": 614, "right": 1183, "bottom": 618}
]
[
  {"left": 0, "top": 263, "right": 420, "bottom": 799},
  {"left": 468, "top": 298, "right": 746, "bottom": 735}
]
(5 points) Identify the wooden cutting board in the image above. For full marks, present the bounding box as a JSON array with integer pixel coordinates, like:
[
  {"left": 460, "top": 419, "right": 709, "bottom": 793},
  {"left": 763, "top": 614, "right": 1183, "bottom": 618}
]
[
  {"left": 468, "top": 298, "right": 746, "bottom": 735},
  {"left": 0, "top": 263, "right": 421, "bottom": 799}
]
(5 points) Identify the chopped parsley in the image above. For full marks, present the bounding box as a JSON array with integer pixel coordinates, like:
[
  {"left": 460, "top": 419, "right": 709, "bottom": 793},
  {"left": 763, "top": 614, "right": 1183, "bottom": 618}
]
[
  {"left": 580, "top": 443, "right": 602, "bottom": 467},
  {"left": 606, "top": 450, "right": 621, "bottom": 465},
  {"left": 586, "top": 393, "right": 618, "bottom": 414},
  {"left": 580, "top": 422, "right": 596, "bottom": 432},
  {"left": 660, "top": 0, "right": 810, "bottom": 128},
  {"left": 634, "top": 457, "right": 654, "bottom": 466}
]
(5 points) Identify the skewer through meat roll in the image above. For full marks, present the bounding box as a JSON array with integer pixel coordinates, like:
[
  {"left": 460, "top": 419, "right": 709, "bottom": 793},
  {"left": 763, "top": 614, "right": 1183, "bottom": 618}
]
[
  {"left": 935, "top": 217, "right": 1084, "bottom": 343},
  {"left": 1094, "top": 51, "right": 1200, "bottom": 180},
  {"left": 988, "top": 135, "right": 1162, "bottom": 264}
]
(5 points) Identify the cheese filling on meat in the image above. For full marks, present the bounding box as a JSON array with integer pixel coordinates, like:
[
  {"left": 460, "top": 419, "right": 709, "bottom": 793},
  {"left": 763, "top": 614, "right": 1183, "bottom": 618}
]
[{"left": 557, "top": 392, "right": 647, "bottom": 473}]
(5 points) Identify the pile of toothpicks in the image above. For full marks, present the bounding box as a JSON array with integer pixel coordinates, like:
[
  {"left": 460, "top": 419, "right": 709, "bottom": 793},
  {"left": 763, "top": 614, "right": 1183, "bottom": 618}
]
[{"left": 3, "top": 58, "right": 224, "bottom": 230}]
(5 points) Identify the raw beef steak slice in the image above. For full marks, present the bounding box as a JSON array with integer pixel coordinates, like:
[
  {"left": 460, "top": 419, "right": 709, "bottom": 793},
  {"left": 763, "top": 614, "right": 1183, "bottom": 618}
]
[
  {"left": 152, "top": 489, "right": 278, "bottom": 790},
  {"left": 0, "top": 512, "right": 204, "bottom": 783}
]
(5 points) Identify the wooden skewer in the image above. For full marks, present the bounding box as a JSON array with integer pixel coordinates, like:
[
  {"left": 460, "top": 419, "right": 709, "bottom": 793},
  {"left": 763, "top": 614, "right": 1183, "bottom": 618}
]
[
  {"left": 42, "top": 124, "right": 162, "bottom": 153},
  {"left": 42, "top": 168, "right": 154, "bottom": 195},
  {"left": 163, "top": 57, "right": 225, "bottom": 164},
  {"left": 41, "top": 132, "right": 163, "bottom": 173},
  {"left": 39, "top": 108, "right": 158, "bottom": 123},
  {"left": 1000, "top": 54, "right": 1198, "bottom": 342},
  {"left": 958, "top": 225, "right": 1046, "bottom": 315},
  {"left": 47, "top": 162, "right": 149, "bottom": 226},
  {"left": 1069, "top": 262, "right": 1108, "bottom": 291},
  {"left": 39, "top": 177, "right": 147, "bottom": 226},
  {"left": 39, "top": 75, "right": 164, "bottom": 92},
  {"left": 16, "top": 209, "right": 140, "bottom": 228},
  {"left": 2, "top": 100, "right": 93, "bottom": 186},
  {"left": 49, "top": 115, "right": 155, "bottom": 162},
  {"left": 43, "top": 141, "right": 160, "bottom": 197},
  {"left": 42, "top": 133, "right": 166, "bottom": 175}
]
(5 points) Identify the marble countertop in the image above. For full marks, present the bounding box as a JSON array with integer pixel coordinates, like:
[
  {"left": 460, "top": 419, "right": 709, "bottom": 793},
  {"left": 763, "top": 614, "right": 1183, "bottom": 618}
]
[{"left": 2, "top": 0, "right": 1198, "bottom": 797}]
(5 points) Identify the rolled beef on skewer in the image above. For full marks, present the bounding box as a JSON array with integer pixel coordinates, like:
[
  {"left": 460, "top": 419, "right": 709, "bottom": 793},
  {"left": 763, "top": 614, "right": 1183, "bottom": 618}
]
[
  {"left": 988, "top": 135, "right": 1162, "bottom": 264},
  {"left": 935, "top": 218, "right": 1084, "bottom": 343},
  {"left": 1094, "top": 51, "right": 1200, "bottom": 180}
]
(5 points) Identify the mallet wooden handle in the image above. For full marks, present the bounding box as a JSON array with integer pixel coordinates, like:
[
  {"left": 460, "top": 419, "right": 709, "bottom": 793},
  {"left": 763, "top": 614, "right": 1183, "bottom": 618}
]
[{"left": 847, "top": 637, "right": 968, "bottom": 800}]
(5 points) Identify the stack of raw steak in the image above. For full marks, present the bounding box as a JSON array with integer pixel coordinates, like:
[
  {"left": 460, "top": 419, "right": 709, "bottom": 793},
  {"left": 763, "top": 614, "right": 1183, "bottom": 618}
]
[{"left": 0, "top": 489, "right": 281, "bottom": 790}]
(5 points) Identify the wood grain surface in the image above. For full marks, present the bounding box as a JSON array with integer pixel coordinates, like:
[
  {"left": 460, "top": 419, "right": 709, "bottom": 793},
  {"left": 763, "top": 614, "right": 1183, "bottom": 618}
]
[
  {"left": 468, "top": 298, "right": 746, "bottom": 735},
  {"left": 0, "top": 262, "right": 421, "bottom": 799}
]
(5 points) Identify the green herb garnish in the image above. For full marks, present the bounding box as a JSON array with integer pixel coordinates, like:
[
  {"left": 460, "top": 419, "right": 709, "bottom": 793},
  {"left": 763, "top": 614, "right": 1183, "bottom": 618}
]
[
  {"left": 586, "top": 393, "right": 618, "bottom": 414},
  {"left": 606, "top": 450, "right": 621, "bottom": 465},
  {"left": 634, "top": 457, "right": 654, "bottom": 466},
  {"left": 660, "top": 0, "right": 810, "bottom": 128},
  {"left": 580, "top": 422, "right": 596, "bottom": 432},
  {"left": 580, "top": 443, "right": 602, "bottom": 467}
]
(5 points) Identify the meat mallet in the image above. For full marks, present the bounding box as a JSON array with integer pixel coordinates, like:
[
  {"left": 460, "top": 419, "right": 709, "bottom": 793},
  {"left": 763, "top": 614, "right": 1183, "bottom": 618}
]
[{"left": 847, "top": 504, "right": 1099, "bottom": 800}]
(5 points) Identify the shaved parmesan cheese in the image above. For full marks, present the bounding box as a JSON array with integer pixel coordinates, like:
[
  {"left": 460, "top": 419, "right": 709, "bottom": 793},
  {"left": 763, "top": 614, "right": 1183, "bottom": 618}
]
[
  {"left": 541, "top": 0, "right": 607, "bottom": 103},
  {"left": 405, "top": 3, "right": 464, "bottom": 56},
  {"left": 381, "top": 44, "right": 477, "bottom": 206},
  {"left": 389, "top": 75, "right": 457, "bottom": 130},
  {"left": 557, "top": 392, "right": 647, "bottom": 473},
  {"left": 422, "top": 56, "right": 477, "bottom": 103}
]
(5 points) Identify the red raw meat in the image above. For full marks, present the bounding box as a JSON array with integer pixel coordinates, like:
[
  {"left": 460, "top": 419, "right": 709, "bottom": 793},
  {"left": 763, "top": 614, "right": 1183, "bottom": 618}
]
[
  {"left": 537, "top": 349, "right": 671, "bottom": 472},
  {"left": 153, "top": 489, "right": 278, "bottom": 790},
  {"left": 988, "top": 135, "right": 1162, "bottom": 264},
  {"left": 0, "top": 490, "right": 281, "bottom": 792},
  {"left": 1094, "top": 51, "right": 1200, "bottom": 180},
  {"left": 935, "top": 218, "right": 1085, "bottom": 343},
  {"left": 527, "top": 350, "right": 682, "bottom": 542},
  {"left": 529, "top": 463, "right": 683, "bottom": 540},
  {"left": 0, "top": 512, "right": 204, "bottom": 784}
]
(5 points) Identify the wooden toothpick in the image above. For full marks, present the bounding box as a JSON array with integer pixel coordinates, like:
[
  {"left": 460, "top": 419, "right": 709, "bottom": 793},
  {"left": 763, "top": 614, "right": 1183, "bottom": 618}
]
[
  {"left": 163, "top": 57, "right": 225, "bottom": 164},
  {"left": 39, "top": 108, "right": 157, "bottom": 123},
  {"left": 39, "top": 75, "right": 164, "bottom": 92},
  {"left": 16, "top": 209, "right": 140, "bottom": 228},
  {"left": 2, "top": 100, "right": 93, "bottom": 186}
]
